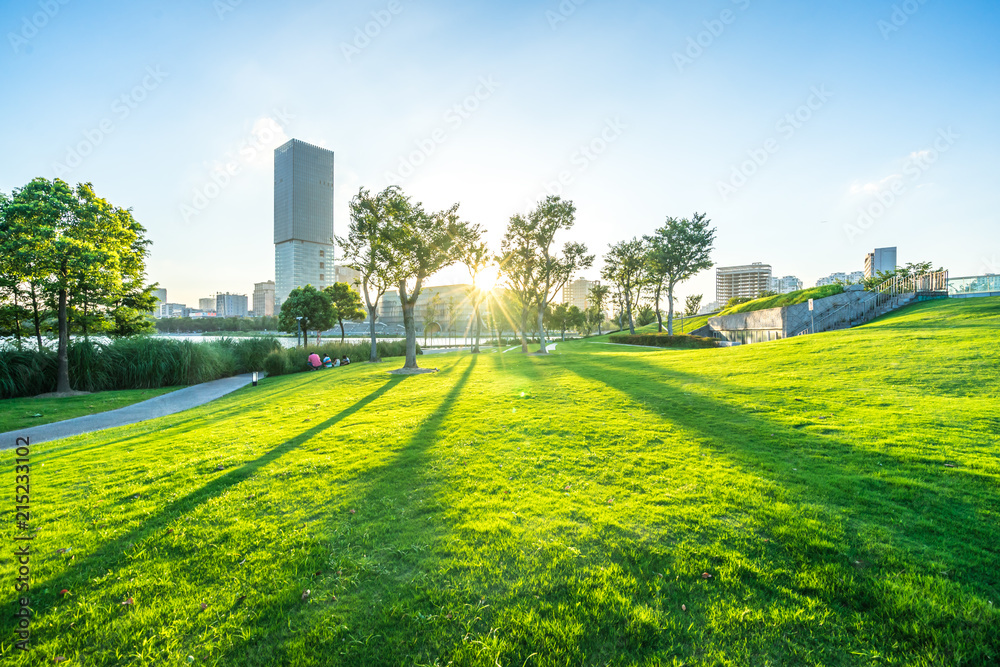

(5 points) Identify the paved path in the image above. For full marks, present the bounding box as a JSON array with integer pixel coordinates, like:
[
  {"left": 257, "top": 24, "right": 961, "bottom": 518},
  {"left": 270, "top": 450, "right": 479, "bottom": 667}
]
[{"left": 0, "top": 374, "right": 255, "bottom": 450}]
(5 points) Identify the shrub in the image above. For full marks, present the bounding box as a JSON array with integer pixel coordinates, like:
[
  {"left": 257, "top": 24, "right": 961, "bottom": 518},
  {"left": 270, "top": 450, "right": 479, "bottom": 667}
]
[
  {"left": 608, "top": 333, "right": 718, "bottom": 349},
  {"left": 262, "top": 339, "right": 417, "bottom": 377}
]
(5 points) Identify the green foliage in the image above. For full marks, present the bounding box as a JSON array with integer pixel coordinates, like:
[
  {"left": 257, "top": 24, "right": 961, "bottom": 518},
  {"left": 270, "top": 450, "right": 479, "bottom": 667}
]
[
  {"left": 278, "top": 285, "right": 335, "bottom": 346},
  {"left": 602, "top": 238, "right": 648, "bottom": 334},
  {"left": 721, "top": 284, "right": 845, "bottom": 315},
  {"left": 635, "top": 304, "right": 657, "bottom": 327},
  {"left": 608, "top": 332, "right": 718, "bottom": 348},
  {"left": 684, "top": 293, "right": 703, "bottom": 317},
  {"left": 155, "top": 316, "right": 280, "bottom": 333},
  {"left": 324, "top": 282, "right": 366, "bottom": 343},
  {"left": 0, "top": 337, "right": 280, "bottom": 398},
  {"left": 644, "top": 212, "right": 716, "bottom": 334},
  {"left": 725, "top": 296, "right": 753, "bottom": 309}
]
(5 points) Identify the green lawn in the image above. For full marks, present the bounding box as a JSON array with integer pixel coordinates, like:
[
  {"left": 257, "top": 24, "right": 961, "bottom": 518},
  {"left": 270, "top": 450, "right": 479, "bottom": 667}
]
[
  {"left": 720, "top": 284, "right": 845, "bottom": 315},
  {"left": 0, "top": 387, "right": 180, "bottom": 433},
  {"left": 2, "top": 298, "right": 998, "bottom": 665}
]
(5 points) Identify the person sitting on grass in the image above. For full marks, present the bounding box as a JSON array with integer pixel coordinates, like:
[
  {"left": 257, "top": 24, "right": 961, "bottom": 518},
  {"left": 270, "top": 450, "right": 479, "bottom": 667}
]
[
  {"left": 333, "top": 357, "right": 341, "bottom": 367},
  {"left": 341, "top": 355, "right": 351, "bottom": 366},
  {"left": 323, "top": 355, "right": 333, "bottom": 369},
  {"left": 307, "top": 353, "right": 322, "bottom": 371}
]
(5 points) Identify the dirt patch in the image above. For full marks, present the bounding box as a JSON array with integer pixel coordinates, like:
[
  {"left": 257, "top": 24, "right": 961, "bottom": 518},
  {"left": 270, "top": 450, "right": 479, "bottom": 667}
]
[
  {"left": 32, "top": 390, "right": 91, "bottom": 399},
  {"left": 387, "top": 367, "right": 439, "bottom": 375}
]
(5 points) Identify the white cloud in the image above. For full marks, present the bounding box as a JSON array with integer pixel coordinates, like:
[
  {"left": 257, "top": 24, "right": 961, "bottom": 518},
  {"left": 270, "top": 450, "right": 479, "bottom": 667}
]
[{"left": 849, "top": 173, "right": 902, "bottom": 195}]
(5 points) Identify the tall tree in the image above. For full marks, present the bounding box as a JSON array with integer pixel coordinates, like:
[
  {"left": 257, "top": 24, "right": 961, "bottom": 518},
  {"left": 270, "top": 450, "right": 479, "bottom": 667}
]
[
  {"left": 278, "top": 285, "right": 335, "bottom": 349},
  {"left": 587, "top": 282, "right": 610, "bottom": 336},
  {"left": 383, "top": 192, "right": 481, "bottom": 370},
  {"left": 337, "top": 186, "right": 405, "bottom": 362},
  {"left": 645, "top": 213, "right": 716, "bottom": 335},
  {"left": 498, "top": 196, "right": 593, "bottom": 354},
  {"left": 324, "top": 282, "right": 366, "bottom": 343},
  {"left": 460, "top": 240, "right": 492, "bottom": 354},
  {"left": 602, "top": 238, "right": 648, "bottom": 335}
]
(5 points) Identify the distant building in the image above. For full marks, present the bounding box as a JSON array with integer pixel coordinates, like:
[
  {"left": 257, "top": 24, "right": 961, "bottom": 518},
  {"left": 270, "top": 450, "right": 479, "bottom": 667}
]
[
  {"left": 253, "top": 280, "right": 276, "bottom": 317},
  {"left": 158, "top": 302, "right": 186, "bottom": 318},
  {"left": 190, "top": 310, "right": 216, "bottom": 318},
  {"left": 198, "top": 297, "right": 216, "bottom": 312},
  {"left": 216, "top": 293, "right": 249, "bottom": 318},
  {"left": 561, "top": 278, "right": 594, "bottom": 310},
  {"left": 380, "top": 285, "right": 476, "bottom": 333},
  {"left": 716, "top": 263, "right": 772, "bottom": 304},
  {"left": 769, "top": 276, "right": 803, "bottom": 294},
  {"left": 817, "top": 271, "right": 866, "bottom": 287},
  {"left": 151, "top": 288, "right": 167, "bottom": 304},
  {"left": 274, "top": 139, "right": 335, "bottom": 310},
  {"left": 698, "top": 301, "right": 722, "bottom": 315},
  {"left": 332, "top": 264, "right": 361, "bottom": 287},
  {"left": 865, "top": 247, "right": 897, "bottom": 279}
]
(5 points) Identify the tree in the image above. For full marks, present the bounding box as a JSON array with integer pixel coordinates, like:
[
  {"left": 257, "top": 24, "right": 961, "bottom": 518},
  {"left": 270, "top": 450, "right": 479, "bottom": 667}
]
[
  {"left": 424, "top": 291, "right": 443, "bottom": 345},
  {"left": 726, "top": 296, "right": 752, "bottom": 309},
  {"left": 587, "top": 283, "right": 609, "bottom": 336},
  {"left": 636, "top": 304, "right": 657, "bottom": 327},
  {"left": 337, "top": 186, "right": 405, "bottom": 362},
  {"left": 644, "top": 213, "right": 716, "bottom": 335},
  {"left": 278, "top": 285, "right": 335, "bottom": 348},
  {"left": 602, "top": 238, "right": 648, "bottom": 335},
  {"left": 3, "top": 178, "right": 155, "bottom": 393},
  {"left": 383, "top": 191, "right": 480, "bottom": 370},
  {"left": 684, "top": 294, "right": 703, "bottom": 317},
  {"left": 460, "top": 240, "right": 492, "bottom": 354},
  {"left": 446, "top": 296, "right": 459, "bottom": 340},
  {"left": 324, "top": 282, "right": 366, "bottom": 343},
  {"left": 498, "top": 196, "right": 593, "bottom": 354}
]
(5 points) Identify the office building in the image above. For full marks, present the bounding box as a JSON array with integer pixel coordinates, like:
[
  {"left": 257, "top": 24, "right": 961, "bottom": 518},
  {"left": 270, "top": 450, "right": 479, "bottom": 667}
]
[
  {"left": 216, "top": 293, "right": 249, "bottom": 318},
  {"left": 864, "top": 247, "right": 897, "bottom": 279},
  {"left": 769, "top": 276, "right": 803, "bottom": 294},
  {"left": 816, "top": 271, "right": 865, "bottom": 287},
  {"left": 561, "top": 278, "right": 594, "bottom": 311},
  {"left": 157, "top": 302, "right": 186, "bottom": 319},
  {"left": 253, "top": 280, "right": 276, "bottom": 317},
  {"left": 274, "top": 139, "right": 335, "bottom": 309},
  {"left": 332, "top": 264, "right": 362, "bottom": 287},
  {"left": 151, "top": 288, "right": 167, "bottom": 306},
  {"left": 716, "top": 263, "right": 772, "bottom": 304},
  {"left": 199, "top": 297, "right": 216, "bottom": 312}
]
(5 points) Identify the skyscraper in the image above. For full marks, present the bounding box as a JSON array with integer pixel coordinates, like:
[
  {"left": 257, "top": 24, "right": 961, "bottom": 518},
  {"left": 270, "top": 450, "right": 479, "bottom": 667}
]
[
  {"left": 253, "top": 280, "right": 275, "bottom": 317},
  {"left": 274, "top": 139, "right": 335, "bottom": 309},
  {"left": 716, "top": 263, "right": 772, "bottom": 304},
  {"left": 864, "top": 247, "right": 897, "bottom": 279}
]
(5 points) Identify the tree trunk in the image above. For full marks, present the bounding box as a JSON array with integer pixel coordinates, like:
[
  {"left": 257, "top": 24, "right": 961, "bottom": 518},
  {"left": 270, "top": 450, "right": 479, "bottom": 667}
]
[
  {"left": 13, "top": 290, "right": 23, "bottom": 350},
  {"left": 471, "top": 298, "right": 481, "bottom": 354},
  {"left": 666, "top": 287, "right": 675, "bottom": 335},
  {"left": 536, "top": 306, "right": 548, "bottom": 353},
  {"left": 654, "top": 284, "right": 664, "bottom": 332},
  {"left": 625, "top": 289, "right": 636, "bottom": 335},
  {"left": 29, "top": 281, "right": 43, "bottom": 351},
  {"left": 402, "top": 300, "right": 419, "bottom": 369},
  {"left": 365, "top": 289, "right": 379, "bottom": 362},
  {"left": 339, "top": 315, "right": 346, "bottom": 344},
  {"left": 518, "top": 307, "right": 529, "bottom": 353},
  {"left": 561, "top": 325, "right": 566, "bottom": 342},
  {"left": 57, "top": 285, "right": 71, "bottom": 393}
]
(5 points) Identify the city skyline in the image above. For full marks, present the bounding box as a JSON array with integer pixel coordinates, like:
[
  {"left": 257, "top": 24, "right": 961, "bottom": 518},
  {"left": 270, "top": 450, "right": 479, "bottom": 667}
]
[{"left": 2, "top": 1, "right": 998, "bottom": 307}]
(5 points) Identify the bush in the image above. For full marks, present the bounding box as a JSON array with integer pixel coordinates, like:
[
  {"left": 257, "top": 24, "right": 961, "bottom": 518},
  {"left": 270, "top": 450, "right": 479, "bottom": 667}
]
[
  {"left": 608, "top": 333, "right": 718, "bottom": 349},
  {"left": 0, "top": 336, "right": 282, "bottom": 399}
]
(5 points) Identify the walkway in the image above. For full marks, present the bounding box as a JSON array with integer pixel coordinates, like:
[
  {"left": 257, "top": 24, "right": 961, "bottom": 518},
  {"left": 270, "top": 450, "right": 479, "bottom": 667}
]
[{"left": 0, "top": 374, "right": 255, "bottom": 450}]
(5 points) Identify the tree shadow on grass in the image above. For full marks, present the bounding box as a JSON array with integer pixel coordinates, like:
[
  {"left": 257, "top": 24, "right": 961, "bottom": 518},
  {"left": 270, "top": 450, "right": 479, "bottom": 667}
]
[
  {"left": 560, "top": 352, "right": 1000, "bottom": 660},
  {"left": 0, "top": 375, "right": 410, "bottom": 651},
  {"left": 220, "top": 355, "right": 479, "bottom": 666}
]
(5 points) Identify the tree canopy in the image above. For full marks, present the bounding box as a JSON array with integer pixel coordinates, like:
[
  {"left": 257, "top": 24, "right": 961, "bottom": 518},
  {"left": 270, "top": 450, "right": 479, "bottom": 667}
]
[
  {"left": 278, "top": 285, "right": 335, "bottom": 348},
  {"left": 644, "top": 213, "right": 716, "bottom": 334}
]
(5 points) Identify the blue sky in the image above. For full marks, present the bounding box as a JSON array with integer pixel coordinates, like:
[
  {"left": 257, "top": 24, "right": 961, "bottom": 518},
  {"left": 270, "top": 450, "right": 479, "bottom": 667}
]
[{"left": 2, "top": 0, "right": 998, "bottom": 307}]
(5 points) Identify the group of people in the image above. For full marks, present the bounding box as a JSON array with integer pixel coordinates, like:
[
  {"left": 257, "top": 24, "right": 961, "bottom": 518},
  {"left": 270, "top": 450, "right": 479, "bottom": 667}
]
[{"left": 306, "top": 353, "right": 352, "bottom": 371}]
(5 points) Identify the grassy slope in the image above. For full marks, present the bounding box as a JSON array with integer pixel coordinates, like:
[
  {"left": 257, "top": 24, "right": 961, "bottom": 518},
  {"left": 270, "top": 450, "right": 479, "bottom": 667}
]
[
  {"left": 1, "top": 298, "right": 998, "bottom": 666},
  {"left": 0, "top": 387, "right": 180, "bottom": 433},
  {"left": 720, "top": 284, "right": 845, "bottom": 315},
  {"left": 586, "top": 313, "right": 714, "bottom": 343}
]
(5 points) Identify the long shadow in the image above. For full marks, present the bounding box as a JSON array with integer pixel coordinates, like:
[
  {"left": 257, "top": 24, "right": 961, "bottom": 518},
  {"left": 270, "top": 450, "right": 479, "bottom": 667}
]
[
  {"left": 221, "top": 356, "right": 479, "bottom": 665},
  {"left": 0, "top": 375, "right": 408, "bottom": 634},
  {"left": 559, "top": 353, "right": 1000, "bottom": 653}
]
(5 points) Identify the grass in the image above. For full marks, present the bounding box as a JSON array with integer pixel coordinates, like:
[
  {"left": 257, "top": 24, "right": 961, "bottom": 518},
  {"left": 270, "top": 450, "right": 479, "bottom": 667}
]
[
  {"left": 719, "top": 284, "right": 846, "bottom": 315},
  {"left": 0, "top": 387, "right": 179, "bottom": 433},
  {"left": 1, "top": 297, "right": 998, "bottom": 665}
]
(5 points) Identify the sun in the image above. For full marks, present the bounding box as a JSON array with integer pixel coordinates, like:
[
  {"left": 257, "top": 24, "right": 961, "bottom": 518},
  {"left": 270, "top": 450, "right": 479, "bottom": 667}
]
[{"left": 476, "top": 265, "right": 500, "bottom": 293}]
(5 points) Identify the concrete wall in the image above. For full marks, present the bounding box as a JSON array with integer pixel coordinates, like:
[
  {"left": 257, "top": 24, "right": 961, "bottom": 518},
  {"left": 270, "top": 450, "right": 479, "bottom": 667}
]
[{"left": 707, "top": 286, "right": 874, "bottom": 340}]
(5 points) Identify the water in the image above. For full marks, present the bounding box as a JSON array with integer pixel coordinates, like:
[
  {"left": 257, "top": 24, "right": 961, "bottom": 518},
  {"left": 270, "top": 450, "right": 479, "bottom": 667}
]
[{"left": 2, "top": 334, "right": 493, "bottom": 350}]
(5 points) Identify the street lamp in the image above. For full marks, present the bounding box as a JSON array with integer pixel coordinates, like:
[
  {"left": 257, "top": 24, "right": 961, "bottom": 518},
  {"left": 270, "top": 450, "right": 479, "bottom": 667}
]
[{"left": 296, "top": 316, "right": 303, "bottom": 347}]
